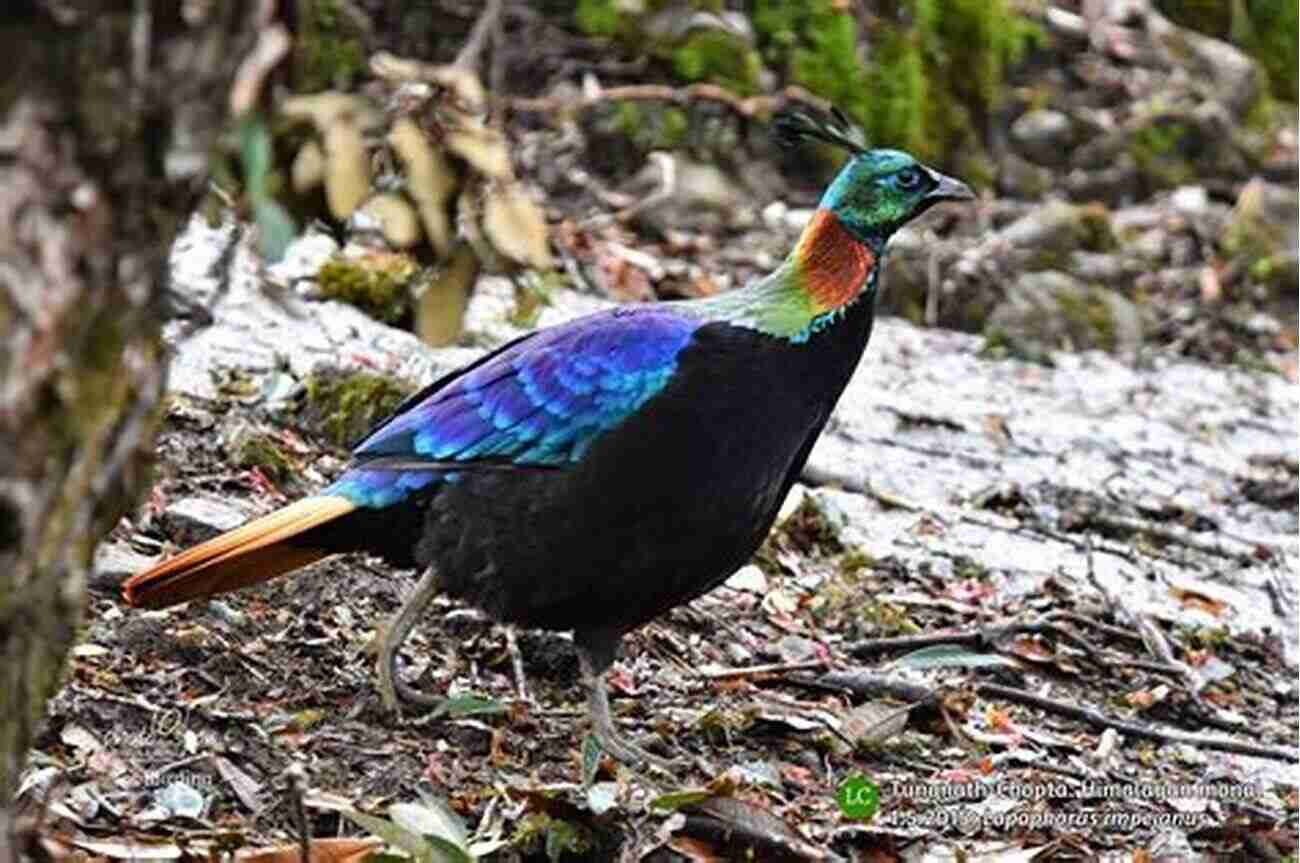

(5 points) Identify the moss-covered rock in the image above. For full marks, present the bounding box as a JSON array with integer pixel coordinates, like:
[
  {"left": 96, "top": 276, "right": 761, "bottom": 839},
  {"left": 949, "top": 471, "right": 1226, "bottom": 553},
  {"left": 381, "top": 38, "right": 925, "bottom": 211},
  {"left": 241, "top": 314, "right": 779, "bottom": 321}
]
[
  {"left": 1156, "top": 0, "right": 1297, "bottom": 101},
  {"left": 575, "top": 1, "right": 763, "bottom": 94},
  {"left": 316, "top": 252, "right": 418, "bottom": 324},
  {"left": 225, "top": 426, "right": 294, "bottom": 482},
  {"left": 984, "top": 270, "right": 1144, "bottom": 360},
  {"left": 298, "top": 369, "right": 417, "bottom": 448}
]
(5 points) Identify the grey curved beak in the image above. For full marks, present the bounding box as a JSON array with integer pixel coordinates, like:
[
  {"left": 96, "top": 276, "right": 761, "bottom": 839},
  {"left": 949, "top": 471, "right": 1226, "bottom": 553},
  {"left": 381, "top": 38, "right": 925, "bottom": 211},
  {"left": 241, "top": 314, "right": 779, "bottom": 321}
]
[{"left": 927, "top": 171, "right": 974, "bottom": 202}]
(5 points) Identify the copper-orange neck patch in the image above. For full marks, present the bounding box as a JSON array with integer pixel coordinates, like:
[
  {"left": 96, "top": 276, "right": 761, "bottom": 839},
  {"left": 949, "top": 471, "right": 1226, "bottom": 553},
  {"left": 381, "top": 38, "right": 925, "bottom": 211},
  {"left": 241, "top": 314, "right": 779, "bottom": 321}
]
[{"left": 794, "top": 210, "right": 876, "bottom": 313}]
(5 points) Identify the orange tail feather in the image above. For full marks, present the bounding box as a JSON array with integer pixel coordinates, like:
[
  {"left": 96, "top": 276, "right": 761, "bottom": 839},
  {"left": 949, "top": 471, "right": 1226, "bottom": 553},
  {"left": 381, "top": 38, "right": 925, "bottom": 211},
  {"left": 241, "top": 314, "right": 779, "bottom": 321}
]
[{"left": 122, "top": 496, "right": 357, "bottom": 609}]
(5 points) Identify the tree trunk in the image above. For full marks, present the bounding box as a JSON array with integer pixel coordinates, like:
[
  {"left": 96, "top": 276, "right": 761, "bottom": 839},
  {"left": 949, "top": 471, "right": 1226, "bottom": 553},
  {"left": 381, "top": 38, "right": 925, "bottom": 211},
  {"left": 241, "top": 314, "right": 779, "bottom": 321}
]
[{"left": 0, "top": 3, "right": 251, "bottom": 856}]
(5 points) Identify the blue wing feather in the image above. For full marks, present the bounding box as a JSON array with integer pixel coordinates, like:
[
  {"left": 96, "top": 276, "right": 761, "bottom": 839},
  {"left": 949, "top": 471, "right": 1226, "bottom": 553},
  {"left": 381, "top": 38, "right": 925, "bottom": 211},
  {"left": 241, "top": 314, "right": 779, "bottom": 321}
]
[{"left": 325, "top": 307, "right": 699, "bottom": 508}]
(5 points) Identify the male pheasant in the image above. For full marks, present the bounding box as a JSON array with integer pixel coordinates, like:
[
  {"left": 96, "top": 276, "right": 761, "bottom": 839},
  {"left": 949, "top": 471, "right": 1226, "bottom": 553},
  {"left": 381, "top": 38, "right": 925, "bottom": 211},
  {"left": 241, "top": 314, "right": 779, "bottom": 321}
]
[{"left": 123, "top": 109, "right": 973, "bottom": 767}]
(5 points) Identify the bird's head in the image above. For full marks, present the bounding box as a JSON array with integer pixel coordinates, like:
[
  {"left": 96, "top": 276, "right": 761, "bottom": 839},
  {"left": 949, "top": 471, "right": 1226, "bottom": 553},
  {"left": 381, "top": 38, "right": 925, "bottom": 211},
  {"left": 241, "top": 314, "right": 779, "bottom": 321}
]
[
  {"left": 775, "top": 108, "right": 973, "bottom": 250},
  {"left": 820, "top": 149, "right": 973, "bottom": 247}
]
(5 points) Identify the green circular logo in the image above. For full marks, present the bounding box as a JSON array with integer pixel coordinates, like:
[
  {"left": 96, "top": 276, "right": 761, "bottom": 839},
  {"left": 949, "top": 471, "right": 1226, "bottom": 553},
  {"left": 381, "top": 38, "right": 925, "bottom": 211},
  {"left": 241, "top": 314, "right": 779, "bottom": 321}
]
[{"left": 837, "top": 774, "right": 880, "bottom": 821}]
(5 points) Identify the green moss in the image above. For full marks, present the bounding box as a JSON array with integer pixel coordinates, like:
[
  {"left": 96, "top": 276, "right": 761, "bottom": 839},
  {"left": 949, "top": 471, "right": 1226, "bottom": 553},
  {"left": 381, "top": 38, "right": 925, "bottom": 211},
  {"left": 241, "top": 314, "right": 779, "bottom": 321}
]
[
  {"left": 1075, "top": 203, "right": 1118, "bottom": 252},
  {"left": 754, "top": 0, "right": 871, "bottom": 138},
  {"left": 508, "top": 270, "right": 559, "bottom": 329},
  {"left": 511, "top": 812, "right": 595, "bottom": 860},
  {"left": 755, "top": 0, "right": 1039, "bottom": 167},
  {"left": 576, "top": 1, "right": 762, "bottom": 95},
  {"left": 300, "top": 370, "right": 416, "bottom": 447},
  {"left": 1056, "top": 286, "right": 1119, "bottom": 352},
  {"left": 979, "top": 326, "right": 1057, "bottom": 366},
  {"left": 229, "top": 431, "right": 293, "bottom": 481},
  {"left": 317, "top": 253, "right": 417, "bottom": 324},
  {"left": 838, "top": 548, "right": 877, "bottom": 577},
  {"left": 611, "top": 102, "right": 694, "bottom": 154},
  {"left": 696, "top": 706, "right": 754, "bottom": 743},
  {"left": 295, "top": 0, "right": 367, "bottom": 92},
  {"left": 575, "top": 0, "right": 621, "bottom": 37},
  {"left": 1128, "top": 118, "right": 1196, "bottom": 187},
  {"left": 672, "top": 29, "right": 762, "bottom": 94},
  {"left": 779, "top": 495, "right": 843, "bottom": 556}
]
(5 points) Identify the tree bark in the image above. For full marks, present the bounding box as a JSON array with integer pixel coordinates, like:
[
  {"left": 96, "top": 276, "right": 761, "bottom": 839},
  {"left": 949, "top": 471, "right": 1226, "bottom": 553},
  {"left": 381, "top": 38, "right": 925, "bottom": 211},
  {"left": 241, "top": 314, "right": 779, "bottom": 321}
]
[{"left": 0, "top": 3, "right": 252, "bottom": 857}]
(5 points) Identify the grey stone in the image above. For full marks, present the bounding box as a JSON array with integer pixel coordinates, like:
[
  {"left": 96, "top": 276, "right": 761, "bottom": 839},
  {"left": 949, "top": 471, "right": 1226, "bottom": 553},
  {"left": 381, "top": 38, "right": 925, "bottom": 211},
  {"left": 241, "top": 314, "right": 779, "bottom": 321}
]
[
  {"left": 1010, "top": 109, "right": 1075, "bottom": 166},
  {"left": 1066, "top": 157, "right": 1141, "bottom": 206},
  {"left": 91, "top": 543, "right": 159, "bottom": 591},
  {"left": 162, "top": 495, "right": 255, "bottom": 546},
  {"left": 997, "top": 151, "right": 1054, "bottom": 200},
  {"left": 1148, "top": 9, "right": 1261, "bottom": 117},
  {"left": 984, "top": 270, "right": 1144, "bottom": 359}
]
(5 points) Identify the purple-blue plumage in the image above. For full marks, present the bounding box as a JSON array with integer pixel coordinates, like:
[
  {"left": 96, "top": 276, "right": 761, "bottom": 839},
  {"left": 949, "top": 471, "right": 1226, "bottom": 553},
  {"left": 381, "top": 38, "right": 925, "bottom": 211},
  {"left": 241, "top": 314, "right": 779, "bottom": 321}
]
[{"left": 326, "top": 307, "right": 700, "bottom": 508}]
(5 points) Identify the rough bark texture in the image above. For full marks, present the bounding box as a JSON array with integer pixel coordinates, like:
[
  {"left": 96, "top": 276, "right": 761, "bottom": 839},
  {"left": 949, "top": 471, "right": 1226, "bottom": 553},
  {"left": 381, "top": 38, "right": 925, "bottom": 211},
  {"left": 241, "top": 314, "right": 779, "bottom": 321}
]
[{"left": 0, "top": 3, "right": 249, "bottom": 856}]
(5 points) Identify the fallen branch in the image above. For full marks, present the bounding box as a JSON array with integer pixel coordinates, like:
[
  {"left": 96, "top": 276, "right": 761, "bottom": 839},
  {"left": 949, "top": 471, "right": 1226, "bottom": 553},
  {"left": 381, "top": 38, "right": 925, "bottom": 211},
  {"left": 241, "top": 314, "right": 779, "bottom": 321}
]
[
  {"left": 510, "top": 83, "right": 829, "bottom": 121},
  {"left": 977, "top": 682, "right": 1299, "bottom": 763},
  {"left": 1085, "top": 512, "right": 1265, "bottom": 563},
  {"left": 794, "top": 670, "right": 1298, "bottom": 763}
]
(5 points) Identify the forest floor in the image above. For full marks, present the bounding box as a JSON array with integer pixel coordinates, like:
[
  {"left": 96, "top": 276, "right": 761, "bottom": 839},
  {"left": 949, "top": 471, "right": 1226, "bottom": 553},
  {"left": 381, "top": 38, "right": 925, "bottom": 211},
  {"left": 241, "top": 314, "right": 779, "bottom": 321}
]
[{"left": 22, "top": 211, "right": 1299, "bottom": 861}]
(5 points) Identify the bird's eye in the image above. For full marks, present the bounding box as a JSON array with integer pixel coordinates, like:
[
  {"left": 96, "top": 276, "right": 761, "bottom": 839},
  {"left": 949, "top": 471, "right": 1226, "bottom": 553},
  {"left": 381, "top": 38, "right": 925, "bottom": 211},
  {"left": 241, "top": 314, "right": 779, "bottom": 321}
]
[{"left": 896, "top": 168, "right": 922, "bottom": 190}]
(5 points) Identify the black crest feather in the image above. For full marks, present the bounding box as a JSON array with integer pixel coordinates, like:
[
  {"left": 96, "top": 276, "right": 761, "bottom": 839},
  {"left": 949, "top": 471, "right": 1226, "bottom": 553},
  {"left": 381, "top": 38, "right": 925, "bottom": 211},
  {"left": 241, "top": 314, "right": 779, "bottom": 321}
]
[{"left": 772, "top": 105, "right": 866, "bottom": 154}]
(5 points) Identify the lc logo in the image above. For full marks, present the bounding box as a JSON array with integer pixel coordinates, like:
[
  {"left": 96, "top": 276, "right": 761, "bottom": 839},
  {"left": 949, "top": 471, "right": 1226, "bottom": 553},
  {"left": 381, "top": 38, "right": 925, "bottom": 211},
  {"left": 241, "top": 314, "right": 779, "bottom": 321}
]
[{"left": 837, "top": 774, "right": 880, "bottom": 820}]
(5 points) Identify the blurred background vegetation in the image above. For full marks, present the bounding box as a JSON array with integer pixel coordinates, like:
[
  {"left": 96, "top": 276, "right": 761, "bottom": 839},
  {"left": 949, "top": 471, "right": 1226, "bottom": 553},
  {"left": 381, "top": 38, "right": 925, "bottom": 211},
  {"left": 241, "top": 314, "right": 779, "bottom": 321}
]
[{"left": 224, "top": 0, "right": 1295, "bottom": 366}]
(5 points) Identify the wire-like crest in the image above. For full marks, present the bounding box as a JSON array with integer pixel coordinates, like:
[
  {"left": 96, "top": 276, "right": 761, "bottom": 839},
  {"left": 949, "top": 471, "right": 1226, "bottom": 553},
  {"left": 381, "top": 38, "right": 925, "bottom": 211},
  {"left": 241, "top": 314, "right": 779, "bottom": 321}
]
[{"left": 772, "top": 105, "right": 866, "bottom": 154}]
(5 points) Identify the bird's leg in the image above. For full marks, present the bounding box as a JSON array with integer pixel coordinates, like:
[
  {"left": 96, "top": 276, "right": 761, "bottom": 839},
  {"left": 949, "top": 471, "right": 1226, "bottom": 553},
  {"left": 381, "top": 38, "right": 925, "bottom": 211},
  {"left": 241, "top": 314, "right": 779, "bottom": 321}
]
[
  {"left": 503, "top": 624, "right": 531, "bottom": 704},
  {"left": 377, "top": 565, "right": 444, "bottom": 715},
  {"left": 576, "top": 644, "right": 676, "bottom": 773}
]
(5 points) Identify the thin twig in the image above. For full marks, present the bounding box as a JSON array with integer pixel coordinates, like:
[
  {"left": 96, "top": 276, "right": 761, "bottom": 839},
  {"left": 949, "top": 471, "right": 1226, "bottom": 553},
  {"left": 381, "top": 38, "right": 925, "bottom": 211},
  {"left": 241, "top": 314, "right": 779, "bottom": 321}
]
[
  {"left": 453, "top": 0, "right": 504, "bottom": 71},
  {"left": 844, "top": 619, "right": 1106, "bottom": 666},
  {"left": 977, "top": 683, "right": 1299, "bottom": 763},
  {"left": 284, "top": 763, "right": 310, "bottom": 863}
]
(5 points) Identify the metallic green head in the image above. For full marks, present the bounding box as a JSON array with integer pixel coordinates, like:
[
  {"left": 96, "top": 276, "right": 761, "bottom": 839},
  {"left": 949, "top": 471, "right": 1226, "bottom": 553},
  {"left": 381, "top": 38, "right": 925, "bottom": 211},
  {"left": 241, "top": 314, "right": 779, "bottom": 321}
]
[
  {"left": 773, "top": 107, "right": 973, "bottom": 248},
  {"left": 820, "top": 149, "right": 973, "bottom": 247}
]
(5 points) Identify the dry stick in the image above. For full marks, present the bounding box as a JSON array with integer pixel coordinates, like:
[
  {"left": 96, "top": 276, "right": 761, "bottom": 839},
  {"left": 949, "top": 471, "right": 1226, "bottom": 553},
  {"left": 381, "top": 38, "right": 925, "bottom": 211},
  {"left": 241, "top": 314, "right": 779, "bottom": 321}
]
[
  {"left": 797, "top": 671, "right": 1298, "bottom": 763},
  {"left": 697, "top": 659, "right": 828, "bottom": 680},
  {"left": 1085, "top": 512, "right": 1264, "bottom": 563},
  {"left": 844, "top": 620, "right": 1107, "bottom": 666},
  {"left": 1041, "top": 610, "right": 1143, "bottom": 646},
  {"left": 284, "top": 763, "right": 310, "bottom": 863},
  {"left": 511, "top": 83, "right": 830, "bottom": 120},
  {"left": 976, "top": 682, "right": 1299, "bottom": 763},
  {"left": 453, "top": 0, "right": 505, "bottom": 71}
]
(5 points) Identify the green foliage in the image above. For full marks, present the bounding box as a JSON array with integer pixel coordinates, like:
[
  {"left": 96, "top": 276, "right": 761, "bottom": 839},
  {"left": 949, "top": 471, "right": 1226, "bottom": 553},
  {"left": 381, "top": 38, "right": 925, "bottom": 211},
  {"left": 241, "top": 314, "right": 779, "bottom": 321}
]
[
  {"left": 1128, "top": 118, "right": 1197, "bottom": 187},
  {"left": 1157, "top": 0, "right": 1299, "bottom": 100}
]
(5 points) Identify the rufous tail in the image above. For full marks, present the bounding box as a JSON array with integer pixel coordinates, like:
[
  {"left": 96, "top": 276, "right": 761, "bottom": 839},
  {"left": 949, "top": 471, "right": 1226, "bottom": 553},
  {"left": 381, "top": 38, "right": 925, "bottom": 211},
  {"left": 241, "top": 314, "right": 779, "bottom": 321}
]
[{"left": 122, "top": 496, "right": 357, "bottom": 609}]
